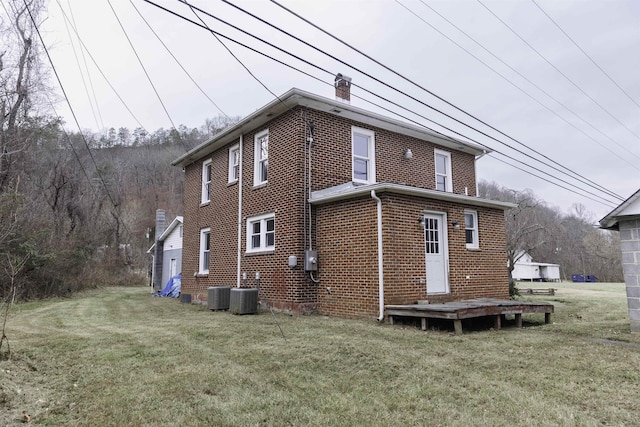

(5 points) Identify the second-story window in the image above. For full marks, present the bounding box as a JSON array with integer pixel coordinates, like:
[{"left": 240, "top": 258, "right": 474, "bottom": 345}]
[
  {"left": 434, "top": 149, "right": 452, "bottom": 192},
  {"left": 254, "top": 130, "right": 268, "bottom": 186},
  {"left": 201, "top": 159, "right": 212, "bottom": 204},
  {"left": 352, "top": 127, "right": 375, "bottom": 184},
  {"left": 228, "top": 144, "right": 239, "bottom": 184}
]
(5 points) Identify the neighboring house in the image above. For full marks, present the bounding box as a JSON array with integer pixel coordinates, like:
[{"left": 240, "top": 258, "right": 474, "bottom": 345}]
[
  {"left": 172, "top": 75, "right": 515, "bottom": 319},
  {"left": 512, "top": 252, "right": 560, "bottom": 282},
  {"left": 148, "top": 211, "right": 183, "bottom": 291},
  {"left": 600, "top": 188, "right": 640, "bottom": 333}
]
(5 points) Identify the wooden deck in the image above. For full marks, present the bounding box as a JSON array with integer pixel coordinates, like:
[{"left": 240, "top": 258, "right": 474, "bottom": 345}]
[{"left": 385, "top": 298, "right": 554, "bottom": 335}]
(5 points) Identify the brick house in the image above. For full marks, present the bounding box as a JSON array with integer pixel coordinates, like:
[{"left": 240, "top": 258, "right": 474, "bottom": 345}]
[
  {"left": 600, "top": 188, "right": 640, "bottom": 333},
  {"left": 172, "top": 76, "right": 515, "bottom": 319}
]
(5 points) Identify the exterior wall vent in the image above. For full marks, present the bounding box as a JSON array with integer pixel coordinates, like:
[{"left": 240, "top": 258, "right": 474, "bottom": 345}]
[
  {"left": 230, "top": 288, "right": 259, "bottom": 314},
  {"left": 208, "top": 286, "right": 231, "bottom": 311}
]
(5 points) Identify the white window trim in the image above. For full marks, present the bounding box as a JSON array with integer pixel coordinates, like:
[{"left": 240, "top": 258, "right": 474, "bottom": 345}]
[
  {"left": 253, "top": 129, "right": 269, "bottom": 187},
  {"left": 434, "top": 149, "right": 452, "bottom": 193},
  {"left": 351, "top": 126, "right": 376, "bottom": 184},
  {"left": 201, "top": 159, "right": 212, "bottom": 204},
  {"left": 246, "top": 213, "right": 275, "bottom": 254},
  {"left": 199, "top": 228, "right": 211, "bottom": 273},
  {"left": 228, "top": 144, "right": 239, "bottom": 184},
  {"left": 464, "top": 210, "right": 479, "bottom": 249}
]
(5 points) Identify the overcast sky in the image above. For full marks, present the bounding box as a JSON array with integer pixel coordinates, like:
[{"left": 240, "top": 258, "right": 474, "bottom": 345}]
[{"left": 37, "top": 0, "right": 640, "bottom": 220}]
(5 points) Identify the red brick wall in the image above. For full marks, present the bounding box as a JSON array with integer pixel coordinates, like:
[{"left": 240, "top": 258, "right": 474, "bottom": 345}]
[
  {"left": 181, "top": 105, "right": 505, "bottom": 318},
  {"left": 304, "top": 108, "right": 477, "bottom": 195},
  {"left": 315, "top": 193, "right": 509, "bottom": 318}
]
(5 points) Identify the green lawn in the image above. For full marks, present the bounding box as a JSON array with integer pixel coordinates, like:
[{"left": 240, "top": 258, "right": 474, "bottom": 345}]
[{"left": 1, "top": 283, "right": 639, "bottom": 426}]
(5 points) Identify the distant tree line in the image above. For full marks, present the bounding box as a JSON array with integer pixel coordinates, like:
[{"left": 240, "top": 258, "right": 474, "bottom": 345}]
[
  {"left": 479, "top": 181, "right": 623, "bottom": 294},
  {"left": 0, "top": 0, "right": 623, "bottom": 308}
]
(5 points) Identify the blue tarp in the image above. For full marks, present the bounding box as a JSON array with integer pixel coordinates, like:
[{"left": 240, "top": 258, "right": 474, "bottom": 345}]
[{"left": 154, "top": 274, "right": 181, "bottom": 298}]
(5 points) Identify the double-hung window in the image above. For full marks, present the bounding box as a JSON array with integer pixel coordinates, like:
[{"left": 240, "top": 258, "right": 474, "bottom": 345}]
[
  {"left": 254, "top": 130, "right": 268, "bottom": 186},
  {"left": 352, "top": 127, "right": 375, "bottom": 184},
  {"left": 199, "top": 228, "right": 211, "bottom": 273},
  {"left": 201, "top": 159, "right": 212, "bottom": 204},
  {"left": 228, "top": 144, "right": 239, "bottom": 184},
  {"left": 246, "top": 213, "right": 275, "bottom": 253},
  {"left": 464, "top": 210, "right": 479, "bottom": 249},
  {"left": 434, "top": 149, "right": 452, "bottom": 192}
]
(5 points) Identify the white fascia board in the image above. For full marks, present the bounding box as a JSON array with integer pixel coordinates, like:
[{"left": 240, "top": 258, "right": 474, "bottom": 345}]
[
  {"left": 172, "top": 88, "right": 486, "bottom": 168},
  {"left": 309, "top": 182, "right": 517, "bottom": 210},
  {"left": 599, "top": 188, "right": 640, "bottom": 229}
]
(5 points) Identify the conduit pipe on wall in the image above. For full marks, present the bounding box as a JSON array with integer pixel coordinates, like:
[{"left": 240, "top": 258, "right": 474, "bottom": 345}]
[
  {"left": 236, "top": 135, "right": 243, "bottom": 288},
  {"left": 371, "top": 190, "right": 384, "bottom": 322}
]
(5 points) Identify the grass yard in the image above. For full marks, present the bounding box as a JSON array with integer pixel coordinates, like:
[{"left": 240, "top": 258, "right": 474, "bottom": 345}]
[{"left": 1, "top": 282, "right": 639, "bottom": 426}]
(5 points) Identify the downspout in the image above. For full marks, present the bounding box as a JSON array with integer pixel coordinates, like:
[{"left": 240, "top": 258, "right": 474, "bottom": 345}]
[
  {"left": 236, "top": 135, "right": 243, "bottom": 288},
  {"left": 371, "top": 190, "right": 384, "bottom": 321}
]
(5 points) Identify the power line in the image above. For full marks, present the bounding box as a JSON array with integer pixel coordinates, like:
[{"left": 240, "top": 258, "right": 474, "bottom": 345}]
[
  {"left": 178, "top": 0, "right": 285, "bottom": 105},
  {"left": 59, "top": 0, "right": 100, "bottom": 130},
  {"left": 128, "top": 0, "right": 230, "bottom": 119},
  {"left": 217, "top": 0, "right": 625, "bottom": 200},
  {"left": 530, "top": 0, "right": 640, "bottom": 112},
  {"left": 488, "top": 155, "right": 616, "bottom": 208},
  {"left": 105, "top": 0, "right": 188, "bottom": 151},
  {"left": 66, "top": 0, "right": 105, "bottom": 130},
  {"left": 54, "top": 0, "right": 150, "bottom": 134},
  {"left": 401, "top": 0, "right": 640, "bottom": 179},
  {"left": 143, "top": 1, "right": 621, "bottom": 206},
  {"left": 23, "top": 0, "right": 132, "bottom": 238},
  {"left": 477, "top": 0, "right": 640, "bottom": 142}
]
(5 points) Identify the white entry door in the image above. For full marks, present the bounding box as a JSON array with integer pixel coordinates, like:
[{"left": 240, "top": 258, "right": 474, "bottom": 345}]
[{"left": 423, "top": 214, "right": 449, "bottom": 294}]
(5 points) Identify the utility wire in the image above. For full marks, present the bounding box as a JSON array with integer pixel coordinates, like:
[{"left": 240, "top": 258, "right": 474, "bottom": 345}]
[
  {"left": 54, "top": 0, "right": 150, "bottom": 134},
  {"left": 1, "top": 0, "right": 94, "bottom": 189},
  {"left": 178, "top": 0, "right": 285, "bottom": 105},
  {"left": 66, "top": 0, "right": 105, "bottom": 130},
  {"left": 106, "top": 0, "right": 188, "bottom": 151},
  {"left": 193, "top": 0, "right": 624, "bottom": 202},
  {"left": 129, "top": 0, "right": 230, "bottom": 119},
  {"left": 404, "top": 0, "right": 639, "bottom": 184},
  {"left": 269, "top": 0, "right": 627, "bottom": 199},
  {"left": 23, "top": 0, "right": 132, "bottom": 238},
  {"left": 59, "top": 0, "right": 100, "bottom": 130},
  {"left": 143, "top": 1, "right": 620, "bottom": 206},
  {"left": 477, "top": 0, "right": 640, "bottom": 142},
  {"left": 488, "top": 154, "right": 616, "bottom": 208},
  {"left": 530, "top": 0, "right": 640, "bottom": 112}
]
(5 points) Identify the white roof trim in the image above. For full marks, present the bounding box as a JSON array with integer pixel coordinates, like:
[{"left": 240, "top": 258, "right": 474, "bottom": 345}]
[
  {"left": 172, "top": 88, "right": 488, "bottom": 168},
  {"left": 309, "top": 182, "right": 516, "bottom": 210},
  {"left": 600, "top": 188, "right": 640, "bottom": 229},
  {"left": 146, "top": 216, "right": 183, "bottom": 253}
]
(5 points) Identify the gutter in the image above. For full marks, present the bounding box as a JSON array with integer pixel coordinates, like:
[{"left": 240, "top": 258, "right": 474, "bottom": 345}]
[{"left": 371, "top": 190, "right": 385, "bottom": 322}]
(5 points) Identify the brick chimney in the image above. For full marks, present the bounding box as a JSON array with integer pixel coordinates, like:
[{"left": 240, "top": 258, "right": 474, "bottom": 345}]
[
  {"left": 152, "top": 209, "right": 166, "bottom": 292},
  {"left": 335, "top": 73, "right": 352, "bottom": 103}
]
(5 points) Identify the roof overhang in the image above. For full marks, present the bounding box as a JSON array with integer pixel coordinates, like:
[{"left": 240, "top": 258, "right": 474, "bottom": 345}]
[
  {"left": 172, "top": 88, "right": 488, "bottom": 168},
  {"left": 309, "top": 182, "right": 517, "bottom": 210},
  {"left": 599, "top": 188, "right": 640, "bottom": 230},
  {"left": 146, "top": 216, "right": 183, "bottom": 253}
]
